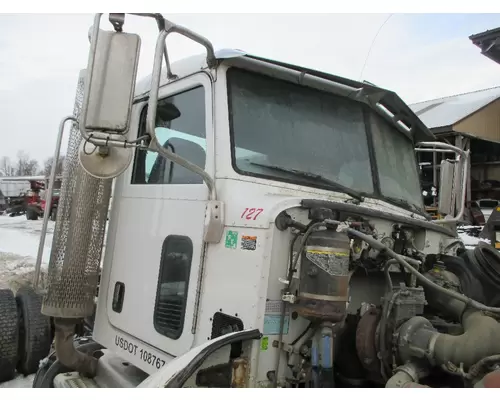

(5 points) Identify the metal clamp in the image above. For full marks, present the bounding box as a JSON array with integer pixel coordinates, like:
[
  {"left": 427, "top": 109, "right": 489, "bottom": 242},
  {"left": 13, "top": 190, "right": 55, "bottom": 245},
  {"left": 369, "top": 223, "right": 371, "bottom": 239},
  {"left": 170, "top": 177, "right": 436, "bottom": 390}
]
[{"left": 282, "top": 293, "right": 297, "bottom": 304}]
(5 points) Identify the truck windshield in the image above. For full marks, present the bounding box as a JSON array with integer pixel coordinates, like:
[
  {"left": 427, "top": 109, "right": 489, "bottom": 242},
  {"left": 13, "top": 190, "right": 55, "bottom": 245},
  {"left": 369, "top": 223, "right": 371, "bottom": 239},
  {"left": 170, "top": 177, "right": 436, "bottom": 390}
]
[
  {"left": 370, "top": 112, "right": 423, "bottom": 210},
  {"left": 226, "top": 67, "right": 423, "bottom": 211}
]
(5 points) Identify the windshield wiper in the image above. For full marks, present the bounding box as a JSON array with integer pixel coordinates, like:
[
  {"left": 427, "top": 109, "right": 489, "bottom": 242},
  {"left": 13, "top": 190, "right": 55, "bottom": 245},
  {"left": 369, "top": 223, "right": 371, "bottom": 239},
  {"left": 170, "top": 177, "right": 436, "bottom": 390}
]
[
  {"left": 249, "top": 162, "right": 364, "bottom": 203},
  {"left": 383, "top": 196, "right": 428, "bottom": 218}
]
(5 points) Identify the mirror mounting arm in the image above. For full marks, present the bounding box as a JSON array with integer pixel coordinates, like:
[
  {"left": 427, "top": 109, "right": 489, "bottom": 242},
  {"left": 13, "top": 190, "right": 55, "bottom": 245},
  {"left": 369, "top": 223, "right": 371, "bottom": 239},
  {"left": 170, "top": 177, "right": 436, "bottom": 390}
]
[
  {"left": 146, "top": 20, "right": 217, "bottom": 201},
  {"left": 81, "top": 13, "right": 217, "bottom": 201},
  {"left": 131, "top": 13, "right": 176, "bottom": 79},
  {"left": 415, "top": 141, "right": 468, "bottom": 225}
]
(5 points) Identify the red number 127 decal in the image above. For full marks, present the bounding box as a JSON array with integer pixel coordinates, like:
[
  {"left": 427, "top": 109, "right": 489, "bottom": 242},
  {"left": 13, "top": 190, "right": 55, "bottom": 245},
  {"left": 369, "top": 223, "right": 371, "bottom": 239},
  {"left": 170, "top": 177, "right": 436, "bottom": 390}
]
[{"left": 241, "top": 208, "right": 264, "bottom": 220}]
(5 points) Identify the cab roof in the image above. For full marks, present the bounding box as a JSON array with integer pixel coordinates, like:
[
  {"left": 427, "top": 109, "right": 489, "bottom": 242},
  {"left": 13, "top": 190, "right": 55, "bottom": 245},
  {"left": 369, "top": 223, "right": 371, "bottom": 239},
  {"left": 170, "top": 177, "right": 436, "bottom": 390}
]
[{"left": 134, "top": 48, "right": 435, "bottom": 142}]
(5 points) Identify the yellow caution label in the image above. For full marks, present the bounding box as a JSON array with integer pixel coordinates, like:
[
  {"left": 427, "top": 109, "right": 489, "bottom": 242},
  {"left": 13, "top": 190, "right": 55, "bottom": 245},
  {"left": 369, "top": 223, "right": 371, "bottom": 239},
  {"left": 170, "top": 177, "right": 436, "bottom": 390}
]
[{"left": 306, "top": 250, "right": 349, "bottom": 256}]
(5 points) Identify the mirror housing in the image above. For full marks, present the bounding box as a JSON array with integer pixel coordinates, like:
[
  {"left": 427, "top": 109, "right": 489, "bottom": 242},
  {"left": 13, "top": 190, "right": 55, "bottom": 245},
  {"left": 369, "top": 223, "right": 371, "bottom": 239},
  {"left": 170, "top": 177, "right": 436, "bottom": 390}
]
[
  {"left": 83, "top": 28, "right": 141, "bottom": 134},
  {"left": 415, "top": 142, "right": 469, "bottom": 224},
  {"left": 438, "top": 159, "right": 456, "bottom": 217}
]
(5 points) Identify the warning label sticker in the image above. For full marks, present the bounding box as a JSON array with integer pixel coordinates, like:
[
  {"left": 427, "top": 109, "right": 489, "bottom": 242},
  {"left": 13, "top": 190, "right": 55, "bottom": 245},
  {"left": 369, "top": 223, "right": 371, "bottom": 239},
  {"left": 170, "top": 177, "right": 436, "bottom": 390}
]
[
  {"left": 263, "top": 315, "right": 289, "bottom": 335},
  {"left": 241, "top": 235, "right": 257, "bottom": 251},
  {"left": 225, "top": 230, "right": 238, "bottom": 249}
]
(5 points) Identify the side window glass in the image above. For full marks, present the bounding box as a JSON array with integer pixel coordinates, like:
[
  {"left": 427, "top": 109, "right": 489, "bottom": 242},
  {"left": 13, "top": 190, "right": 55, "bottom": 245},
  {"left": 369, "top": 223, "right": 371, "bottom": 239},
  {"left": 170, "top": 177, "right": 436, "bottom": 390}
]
[
  {"left": 132, "top": 85, "right": 206, "bottom": 185},
  {"left": 153, "top": 235, "right": 193, "bottom": 340}
]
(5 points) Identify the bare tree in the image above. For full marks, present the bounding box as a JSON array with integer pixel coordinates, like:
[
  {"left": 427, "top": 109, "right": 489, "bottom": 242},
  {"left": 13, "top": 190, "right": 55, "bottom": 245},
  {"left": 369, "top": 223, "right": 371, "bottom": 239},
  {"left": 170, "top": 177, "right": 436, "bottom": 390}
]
[
  {"left": 16, "top": 151, "right": 39, "bottom": 176},
  {"left": 0, "top": 156, "right": 16, "bottom": 176},
  {"left": 43, "top": 155, "right": 65, "bottom": 177}
]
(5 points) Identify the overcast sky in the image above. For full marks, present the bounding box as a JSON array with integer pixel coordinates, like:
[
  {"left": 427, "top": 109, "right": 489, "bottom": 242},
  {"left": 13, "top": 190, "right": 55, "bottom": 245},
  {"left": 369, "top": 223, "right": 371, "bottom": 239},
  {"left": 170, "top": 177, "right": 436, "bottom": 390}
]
[{"left": 1, "top": 13, "right": 499, "bottom": 163}]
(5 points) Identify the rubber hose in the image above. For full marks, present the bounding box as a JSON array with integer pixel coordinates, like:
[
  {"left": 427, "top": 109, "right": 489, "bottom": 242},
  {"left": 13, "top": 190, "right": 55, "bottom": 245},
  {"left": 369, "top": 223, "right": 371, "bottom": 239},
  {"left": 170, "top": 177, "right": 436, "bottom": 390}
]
[
  {"left": 433, "top": 310, "right": 500, "bottom": 369},
  {"left": 331, "top": 222, "right": 500, "bottom": 315}
]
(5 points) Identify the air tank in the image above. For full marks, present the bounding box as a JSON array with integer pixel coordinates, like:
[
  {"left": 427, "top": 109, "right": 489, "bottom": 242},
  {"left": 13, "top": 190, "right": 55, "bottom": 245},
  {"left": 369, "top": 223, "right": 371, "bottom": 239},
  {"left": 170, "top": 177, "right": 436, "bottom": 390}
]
[{"left": 296, "top": 229, "right": 351, "bottom": 322}]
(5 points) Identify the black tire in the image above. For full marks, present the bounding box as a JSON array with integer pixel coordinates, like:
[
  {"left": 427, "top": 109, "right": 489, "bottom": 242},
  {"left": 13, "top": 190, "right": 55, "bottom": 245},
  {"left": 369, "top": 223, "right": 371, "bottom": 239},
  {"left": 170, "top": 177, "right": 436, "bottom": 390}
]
[
  {"left": 0, "top": 289, "right": 19, "bottom": 383},
  {"left": 15, "top": 287, "right": 52, "bottom": 375},
  {"left": 50, "top": 207, "right": 57, "bottom": 222},
  {"left": 26, "top": 208, "right": 38, "bottom": 221}
]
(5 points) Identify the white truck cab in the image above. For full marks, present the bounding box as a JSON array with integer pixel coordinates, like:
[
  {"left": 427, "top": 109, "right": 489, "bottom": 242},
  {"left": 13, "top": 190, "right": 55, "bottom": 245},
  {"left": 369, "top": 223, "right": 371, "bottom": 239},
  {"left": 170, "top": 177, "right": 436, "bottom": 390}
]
[{"left": 21, "top": 14, "right": 500, "bottom": 389}]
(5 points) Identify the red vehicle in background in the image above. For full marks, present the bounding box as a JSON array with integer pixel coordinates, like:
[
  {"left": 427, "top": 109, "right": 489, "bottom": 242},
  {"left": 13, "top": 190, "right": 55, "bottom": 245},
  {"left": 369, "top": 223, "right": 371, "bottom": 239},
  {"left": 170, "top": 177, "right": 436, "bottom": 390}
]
[
  {"left": 26, "top": 189, "right": 60, "bottom": 221},
  {"left": 25, "top": 181, "right": 60, "bottom": 221},
  {"left": 40, "top": 188, "right": 60, "bottom": 221},
  {"left": 1, "top": 175, "right": 62, "bottom": 218}
]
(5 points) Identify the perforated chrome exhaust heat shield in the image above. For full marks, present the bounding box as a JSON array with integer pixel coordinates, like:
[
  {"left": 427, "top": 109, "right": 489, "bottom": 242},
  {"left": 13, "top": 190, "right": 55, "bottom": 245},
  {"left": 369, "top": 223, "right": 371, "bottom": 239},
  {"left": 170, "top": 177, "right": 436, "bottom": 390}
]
[{"left": 42, "top": 69, "right": 112, "bottom": 319}]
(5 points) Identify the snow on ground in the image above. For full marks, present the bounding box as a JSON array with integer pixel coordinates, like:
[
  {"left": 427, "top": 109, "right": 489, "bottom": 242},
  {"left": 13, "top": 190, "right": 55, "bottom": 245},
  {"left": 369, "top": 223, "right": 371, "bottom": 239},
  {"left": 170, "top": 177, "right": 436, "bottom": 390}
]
[
  {"left": 0, "top": 374, "right": 36, "bottom": 388},
  {"left": 0, "top": 215, "right": 53, "bottom": 291},
  {"left": 457, "top": 225, "right": 491, "bottom": 250},
  {"left": 458, "top": 231, "right": 487, "bottom": 249}
]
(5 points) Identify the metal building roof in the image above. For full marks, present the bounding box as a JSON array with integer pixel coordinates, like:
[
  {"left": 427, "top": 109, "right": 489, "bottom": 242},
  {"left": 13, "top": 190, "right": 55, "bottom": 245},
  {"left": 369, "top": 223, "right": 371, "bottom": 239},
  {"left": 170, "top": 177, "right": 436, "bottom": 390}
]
[
  {"left": 409, "top": 86, "right": 500, "bottom": 130},
  {"left": 470, "top": 27, "right": 500, "bottom": 65}
]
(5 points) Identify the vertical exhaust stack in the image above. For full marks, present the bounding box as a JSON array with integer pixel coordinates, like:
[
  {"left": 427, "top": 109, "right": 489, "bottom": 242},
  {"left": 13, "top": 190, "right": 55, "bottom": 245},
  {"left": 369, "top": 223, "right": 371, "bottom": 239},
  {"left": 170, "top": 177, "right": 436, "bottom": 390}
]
[
  {"left": 39, "top": 15, "right": 142, "bottom": 377},
  {"left": 41, "top": 70, "right": 112, "bottom": 320}
]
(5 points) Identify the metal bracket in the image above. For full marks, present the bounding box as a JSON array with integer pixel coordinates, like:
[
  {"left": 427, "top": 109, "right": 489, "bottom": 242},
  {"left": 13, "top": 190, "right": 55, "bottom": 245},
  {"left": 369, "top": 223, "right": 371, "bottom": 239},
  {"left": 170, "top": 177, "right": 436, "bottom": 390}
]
[
  {"left": 278, "top": 277, "right": 289, "bottom": 285},
  {"left": 203, "top": 200, "right": 225, "bottom": 244},
  {"left": 272, "top": 340, "right": 297, "bottom": 355},
  {"left": 109, "top": 13, "right": 125, "bottom": 32},
  {"left": 282, "top": 293, "right": 296, "bottom": 304}
]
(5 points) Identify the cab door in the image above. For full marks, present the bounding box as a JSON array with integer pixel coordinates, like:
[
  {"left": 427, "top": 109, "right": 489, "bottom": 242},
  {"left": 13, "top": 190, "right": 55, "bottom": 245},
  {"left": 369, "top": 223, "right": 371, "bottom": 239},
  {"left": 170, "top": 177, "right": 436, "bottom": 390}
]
[{"left": 107, "top": 71, "right": 214, "bottom": 357}]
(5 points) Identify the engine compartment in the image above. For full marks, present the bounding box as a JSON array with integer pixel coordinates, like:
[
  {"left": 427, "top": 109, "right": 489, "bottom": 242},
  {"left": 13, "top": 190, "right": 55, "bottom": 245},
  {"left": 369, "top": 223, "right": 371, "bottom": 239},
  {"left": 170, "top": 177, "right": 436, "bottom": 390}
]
[
  {"left": 38, "top": 199, "right": 500, "bottom": 389},
  {"left": 272, "top": 203, "right": 500, "bottom": 388}
]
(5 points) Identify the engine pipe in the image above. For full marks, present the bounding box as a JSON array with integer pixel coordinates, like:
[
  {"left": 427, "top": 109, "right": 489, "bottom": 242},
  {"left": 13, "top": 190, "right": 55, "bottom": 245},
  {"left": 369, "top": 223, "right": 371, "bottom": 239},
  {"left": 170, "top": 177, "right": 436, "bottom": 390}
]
[
  {"left": 386, "top": 363, "right": 500, "bottom": 388},
  {"left": 53, "top": 318, "right": 99, "bottom": 378},
  {"left": 397, "top": 310, "right": 500, "bottom": 370},
  {"left": 385, "top": 361, "right": 429, "bottom": 388},
  {"left": 434, "top": 311, "right": 500, "bottom": 369}
]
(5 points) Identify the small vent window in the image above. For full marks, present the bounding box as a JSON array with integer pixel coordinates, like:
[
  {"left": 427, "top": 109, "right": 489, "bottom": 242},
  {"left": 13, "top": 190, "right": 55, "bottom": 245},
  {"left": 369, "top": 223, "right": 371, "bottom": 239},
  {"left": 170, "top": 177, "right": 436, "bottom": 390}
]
[{"left": 153, "top": 235, "right": 193, "bottom": 340}]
